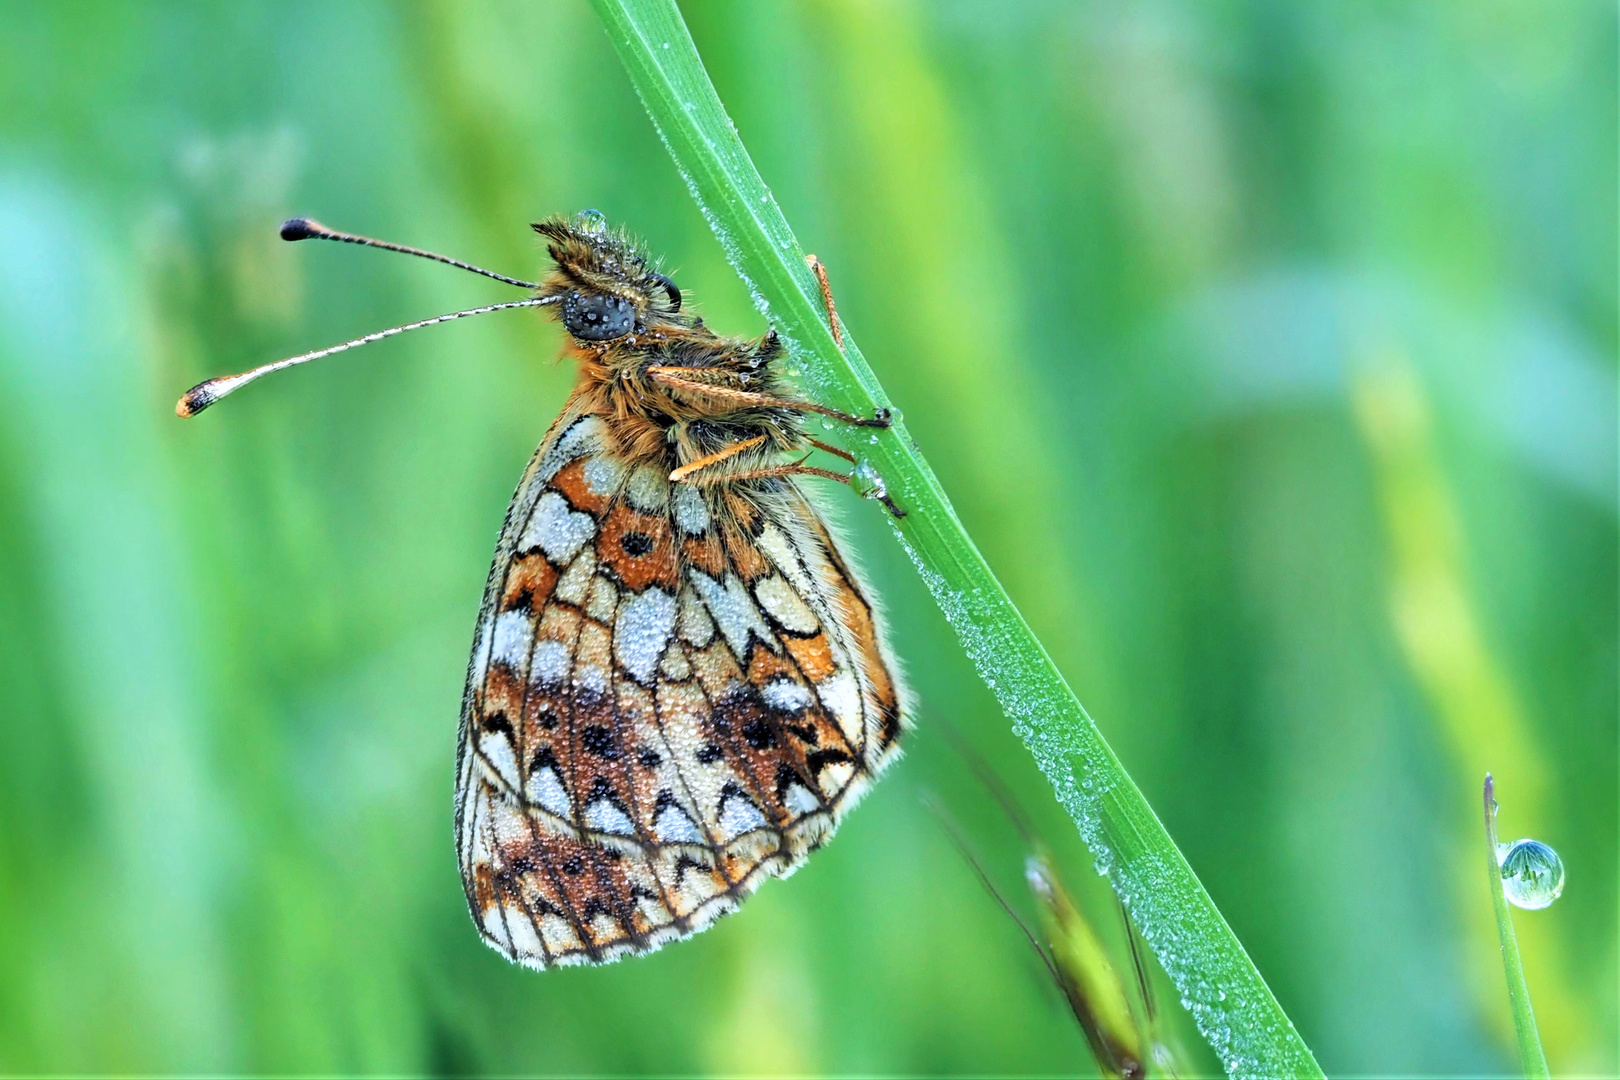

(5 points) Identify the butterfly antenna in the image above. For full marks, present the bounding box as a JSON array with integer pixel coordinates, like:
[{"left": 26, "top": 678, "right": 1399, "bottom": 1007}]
[
  {"left": 280, "top": 217, "right": 539, "bottom": 290},
  {"left": 175, "top": 296, "right": 556, "bottom": 417}
]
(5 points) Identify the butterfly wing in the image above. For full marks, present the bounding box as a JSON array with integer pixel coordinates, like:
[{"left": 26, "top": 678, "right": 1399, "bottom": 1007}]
[{"left": 454, "top": 407, "right": 906, "bottom": 968}]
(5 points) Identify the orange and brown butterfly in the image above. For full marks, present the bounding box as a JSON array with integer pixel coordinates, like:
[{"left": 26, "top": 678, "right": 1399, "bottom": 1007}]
[{"left": 176, "top": 209, "right": 910, "bottom": 968}]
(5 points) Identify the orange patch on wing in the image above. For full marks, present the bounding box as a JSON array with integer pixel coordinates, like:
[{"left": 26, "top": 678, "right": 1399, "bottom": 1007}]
[
  {"left": 682, "top": 534, "right": 726, "bottom": 577},
  {"left": 746, "top": 646, "right": 797, "bottom": 686},
  {"left": 522, "top": 683, "right": 568, "bottom": 745},
  {"left": 551, "top": 458, "right": 615, "bottom": 516},
  {"left": 502, "top": 553, "right": 559, "bottom": 614},
  {"left": 484, "top": 662, "right": 528, "bottom": 721},
  {"left": 785, "top": 633, "right": 837, "bottom": 683},
  {"left": 833, "top": 576, "right": 897, "bottom": 711},
  {"left": 472, "top": 862, "right": 497, "bottom": 910},
  {"left": 597, "top": 503, "right": 679, "bottom": 592}
]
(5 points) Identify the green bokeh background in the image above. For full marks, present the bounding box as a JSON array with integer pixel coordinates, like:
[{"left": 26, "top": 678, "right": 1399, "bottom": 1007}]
[{"left": 0, "top": 2, "right": 1613, "bottom": 1076}]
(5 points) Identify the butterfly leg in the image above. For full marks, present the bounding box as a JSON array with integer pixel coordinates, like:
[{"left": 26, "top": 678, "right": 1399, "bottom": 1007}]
[
  {"left": 647, "top": 368, "right": 891, "bottom": 429},
  {"left": 675, "top": 450, "right": 906, "bottom": 519},
  {"left": 806, "top": 436, "right": 855, "bottom": 464},
  {"left": 804, "top": 254, "right": 843, "bottom": 350},
  {"left": 667, "top": 434, "right": 768, "bottom": 483},
  {"left": 798, "top": 254, "right": 893, "bottom": 427}
]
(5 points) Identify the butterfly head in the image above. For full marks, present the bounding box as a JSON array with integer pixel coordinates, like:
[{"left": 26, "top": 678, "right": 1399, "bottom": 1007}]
[{"left": 533, "top": 211, "right": 686, "bottom": 342}]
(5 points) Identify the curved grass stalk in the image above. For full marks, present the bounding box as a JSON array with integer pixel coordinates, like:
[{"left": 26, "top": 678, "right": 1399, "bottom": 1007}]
[
  {"left": 1483, "top": 774, "right": 1551, "bottom": 1079},
  {"left": 588, "top": 2, "right": 1322, "bottom": 1075}
]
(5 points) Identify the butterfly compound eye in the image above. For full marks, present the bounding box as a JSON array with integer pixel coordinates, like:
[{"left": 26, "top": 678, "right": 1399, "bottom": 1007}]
[{"left": 562, "top": 291, "right": 635, "bottom": 341}]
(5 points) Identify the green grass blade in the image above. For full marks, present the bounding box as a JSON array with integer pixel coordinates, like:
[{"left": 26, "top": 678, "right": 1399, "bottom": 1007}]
[
  {"left": 1483, "top": 775, "right": 1551, "bottom": 1079},
  {"left": 589, "top": 2, "right": 1323, "bottom": 1075}
]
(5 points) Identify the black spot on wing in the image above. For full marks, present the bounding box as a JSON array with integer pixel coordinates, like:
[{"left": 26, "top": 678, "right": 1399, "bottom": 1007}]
[
  {"left": 581, "top": 723, "right": 619, "bottom": 759},
  {"left": 772, "top": 763, "right": 799, "bottom": 800},
  {"left": 807, "top": 748, "right": 853, "bottom": 776}
]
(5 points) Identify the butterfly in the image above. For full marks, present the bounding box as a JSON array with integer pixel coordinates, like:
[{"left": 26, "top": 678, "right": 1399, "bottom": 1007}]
[{"left": 177, "top": 210, "right": 909, "bottom": 968}]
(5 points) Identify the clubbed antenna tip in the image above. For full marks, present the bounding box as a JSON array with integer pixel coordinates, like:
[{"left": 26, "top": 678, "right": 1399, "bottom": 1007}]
[
  {"left": 279, "top": 217, "right": 325, "bottom": 242},
  {"left": 175, "top": 381, "right": 219, "bottom": 418}
]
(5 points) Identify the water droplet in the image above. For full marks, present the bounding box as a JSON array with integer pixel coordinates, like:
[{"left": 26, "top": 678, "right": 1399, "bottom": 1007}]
[
  {"left": 1497, "top": 838, "right": 1565, "bottom": 910},
  {"left": 849, "top": 460, "right": 888, "bottom": 503},
  {"left": 575, "top": 209, "right": 607, "bottom": 235}
]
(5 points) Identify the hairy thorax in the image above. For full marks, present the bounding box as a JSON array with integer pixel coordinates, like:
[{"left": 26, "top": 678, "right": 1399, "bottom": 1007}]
[{"left": 565, "top": 328, "right": 804, "bottom": 474}]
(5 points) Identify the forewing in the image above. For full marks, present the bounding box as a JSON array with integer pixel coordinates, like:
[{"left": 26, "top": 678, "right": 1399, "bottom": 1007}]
[{"left": 455, "top": 408, "right": 905, "bottom": 968}]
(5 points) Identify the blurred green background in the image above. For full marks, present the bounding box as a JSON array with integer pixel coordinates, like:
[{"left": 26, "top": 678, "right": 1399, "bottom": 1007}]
[{"left": 0, "top": 1, "right": 1613, "bottom": 1075}]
